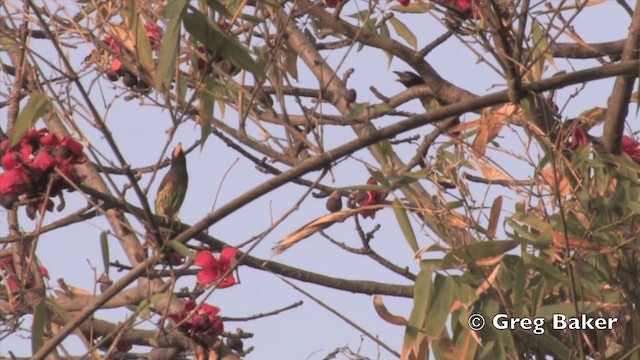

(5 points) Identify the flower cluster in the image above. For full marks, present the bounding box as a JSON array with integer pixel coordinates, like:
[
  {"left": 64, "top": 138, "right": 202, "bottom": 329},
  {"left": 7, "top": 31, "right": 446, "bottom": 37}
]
[
  {"left": 168, "top": 300, "right": 224, "bottom": 338},
  {"left": 0, "top": 254, "right": 49, "bottom": 293},
  {"left": 570, "top": 128, "right": 640, "bottom": 164},
  {"left": 347, "top": 177, "right": 385, "bottom": 219},
  {"left": 194, "top": 248, "right": 238, "bottom": 289},
  {"left": 103, "top": 22, "right": 163, "bottom": 90},
  {"left": 0, "top": 129, "right": 86, "bottom": 214},
  {"left": 570, "top": 127, "right": 589, "bottom": 149},
  {"left": 433, "top": 0, "right": 477, "bottom": 19},
  {"left": 622, "top": 136, "right": 640, "bottom": 163}
]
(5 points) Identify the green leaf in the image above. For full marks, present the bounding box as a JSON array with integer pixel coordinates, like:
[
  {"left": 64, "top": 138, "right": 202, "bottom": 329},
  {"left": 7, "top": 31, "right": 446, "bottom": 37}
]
[
  {"left": 536, "top": 332, "right": 570, "bottom": 359},
  {"left": 31, "top": 300, "right": 47, "bottom": 354},
  {"left": 378, "top": 23, "right": 393, "bottom": 66},
  {"left": 183, "top": 10, "right": 263, "bottom": 77},
  {"left": 11, "top": 94, "right": 50, "bottom": 146},
  {"left": 135, "top": 21, "right": 154, "bottom": 74},
  {"left": 523, "top": 253, "right": 569, "bottom": 285},
  {"left": 441, "top": 241, "right": 519, "bottom": 269},
  {"left": 156, "top": 0, "right": 188, "bottom": 92},
  {"left": 345, "top": 102, "right": 369, "bottom": 122},
  {"left": 403, "top": 263, "right": 434, "bottom": 356},
  {"left": 426, "top": 275, "right": 454, "bottom": 337},
  {"left": 150, "top": 293, "right": 166, "bottom": 305},
  {"left": 100, "top": 230, "right": 110, "bottom": 276},
  {"left": 392, "top": 199, "right": 419, "bottom": 252},
  {"left": 47, "top": 298, "right": 70, "bottom": 322},
  {"left": 283, "top": 48, "right": 299, "bottom": 80},
  {"left": 389, "top": 17, "right": 417, "bottom": 50},
  {"left": 391, "top": 2, "right": 433, "bottom": 13},
  {"left": 148, "top": 338, "right": 159, "bottom": 347},
  {"left": 452, "top": 328, "right": 478, "bottom": 360},
  {"left": 168, "top": 240, "right": 195, "bottom": 259}
]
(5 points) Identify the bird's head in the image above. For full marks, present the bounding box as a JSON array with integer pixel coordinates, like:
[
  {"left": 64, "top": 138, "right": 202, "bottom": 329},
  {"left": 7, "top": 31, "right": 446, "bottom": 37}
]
[
  {"left": 393, "top": 71, "right": 425, "bottom": 88},
  {"left": 172, "top": 143, "right": 186, "bottom": 167}
]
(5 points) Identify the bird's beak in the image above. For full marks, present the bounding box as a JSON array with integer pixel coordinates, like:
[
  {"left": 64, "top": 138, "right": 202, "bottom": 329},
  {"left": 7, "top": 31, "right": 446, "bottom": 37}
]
[
  {"left": 173, "top": 143, "right": 183, "bottom": 157},
  {"left": 392, "top": 71, "right": 403, "bottom": 82}
]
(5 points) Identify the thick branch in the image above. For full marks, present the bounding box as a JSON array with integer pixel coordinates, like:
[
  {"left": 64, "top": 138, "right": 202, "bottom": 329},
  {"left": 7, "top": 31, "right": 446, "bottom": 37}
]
[{"left": 602, "top": 2, "right": 640, "bottom": 153}]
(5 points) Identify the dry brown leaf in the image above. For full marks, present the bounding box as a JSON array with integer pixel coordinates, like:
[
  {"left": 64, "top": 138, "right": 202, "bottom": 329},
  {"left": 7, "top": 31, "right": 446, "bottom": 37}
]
[
  {"left": 475, "top": 264, "right": 500, "bottom": 297},
  {"left": 273, "top": 206, "right": 384, "bottom": 254},
  {"left": 541, "top": 166, "right": 571, "bottom": 197},
  {"left": 373, "top": 295, "right": 409, "bottom": 326},
  {"left": 486, "top": 196, "right": 503, "bottom": 239},
  {"left": 472, "top": 104, "right": 520, "bottom": 157},
  {"left": 108, "top": 24, "right": 136, "bottom": 54},
  {"left": 479, "top": 161, "right": 512, "bottom": 182},
  {"left": 436, "top": 337, "right": 455, "bottom": 359},
  {"left": 447, "top": 210, "right": 469, "bottom": 229},
  {"left": 414, "top": 243, "right": 450, "bottom": 261},
  {"left": 551, "top": 231, "right": 611, "bottom": 252},
  {"left": 474, "top": 254, "right": 504, "bottom": 267}
]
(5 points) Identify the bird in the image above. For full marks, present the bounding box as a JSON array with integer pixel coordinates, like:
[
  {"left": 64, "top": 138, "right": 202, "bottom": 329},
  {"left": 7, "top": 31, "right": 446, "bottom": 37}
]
[
  {"left": 155, "top": 143, "right": 188, "bottom": 220},
  {"left": 394, "top": 70, "right": 460, "bottom": 135}
]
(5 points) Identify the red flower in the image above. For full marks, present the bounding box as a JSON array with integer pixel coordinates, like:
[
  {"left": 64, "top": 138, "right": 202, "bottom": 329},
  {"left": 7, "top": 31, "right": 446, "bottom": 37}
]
[
  {"left": 32, "top": 151, "right": 56, "bottom": 172},
  {"left": 168, "top": 300, "right": 224, "bottom": 338},
  {"left": 194, "top": 248, "right": 238, "bottom": 289},
  {"left": 349, "top": 177, "right": 385, "bottom": 219},
  {"left": 59, "top": 136, "right": 87, "bottom": 162},
  {"left": 325, "top": 0, "right": 340, "bottom": 7},
  {"left": 570, "top": 127, "right": 589, "bottom": 150},
  {"left": 186, "top": 46, "right": 208, "bottom": 72},
  {"left": 622, "top": 136, "right": 640, "bottom": 163},
  {"left": 433, "top": 0, "right": 476, "bottom": 18},
  {"left": 398, "top": 0, "right": 410, "bottom": 6},
  {"left": 0, "top": 129, "right": 86, "bottom": 211},
  {"left": 2, "top": 151, "right": 20, "bottom": 171},
  {"left": 0, "top": 169, "right": 30, "bottom": 195},
  {"left": 145, "top": 22, "right": 163, "bottom": 49}
]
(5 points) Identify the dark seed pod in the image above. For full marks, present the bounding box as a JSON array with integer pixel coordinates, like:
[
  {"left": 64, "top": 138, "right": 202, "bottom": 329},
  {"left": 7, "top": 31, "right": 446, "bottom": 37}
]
[
  {"left": 121, "top": 72, "right": 138, "bottom": 88},
  {"left": 326, "top": 190, "right": 343, "bottom": 212},
  {"left": 106, "top": 71, "right": 119, "bottom": 82},
  {"left": 226, "top": 336, "right": 244, "bottom": 352}
]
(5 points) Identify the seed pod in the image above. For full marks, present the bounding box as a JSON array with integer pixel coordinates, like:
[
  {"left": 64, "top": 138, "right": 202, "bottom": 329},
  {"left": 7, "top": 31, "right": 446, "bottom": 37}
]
[
  {"left": 325, "top": 190, "right": 343, "bottom": 212},
  {"left": 121, "top": 72, "right": 138, "bottom": 88}
]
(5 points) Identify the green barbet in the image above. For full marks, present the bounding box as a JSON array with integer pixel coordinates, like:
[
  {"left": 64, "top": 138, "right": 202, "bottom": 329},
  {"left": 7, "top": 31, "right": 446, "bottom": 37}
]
[{"left": 155, "top": 143, "right": 188, "bottom": 219}]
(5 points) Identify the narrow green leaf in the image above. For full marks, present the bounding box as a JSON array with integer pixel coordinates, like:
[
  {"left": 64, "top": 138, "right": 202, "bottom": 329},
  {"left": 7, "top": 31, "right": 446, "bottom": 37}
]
[
  {"left": 283, "top": 48, "right": 299, "bottom": 80},
  {"left": 441, "top": 241, "right": 519, "bottom": 269},
  {"left": 426, "top": 275, "right": 454, "bottom": 337},
  {"left": 47, "top": 299, "right": 70, "bottom": 322},
  {"left": 389, "top": 17, "right": 417, "bottom": 50},
  {"left": 451, "top": 328, "right": 478, "bottom": 360},
  {"left": 392, "top": 199, "right": 419, "bottom": 252},
  {"left": 403, "top": 263, "right": 434, "bottom": 356},
  {"left": 31, "top": 300, "right": 47, "bottom": 354},
  {"left": 183, "top": 10, "right": 263, "bottom": 76},
  {"left": 523, "top": 253, "right": 569, "bottom": 285},
  {"left": 168, "top": 240, "right": 195, "bottom": 259},
  {"left": 150, "top": 293, "right": 166, "bottom": 305},
  {"left": 100, "top": 230, "right": 110, "bottom": 276},
  {"left": 135, "top": 18, "right": 154, "bottom": 74},
  {"left": 156, "top": 0, "right": 188, "bottom": 92},
  {"left": 345, "top": 102, "right": 369, "bottom": 121},
  {"left": 378, "top": 23, "right": 393, "bottom": 66},
  {"left": 391, "top": 2, "right": 433, "bottom": 13},
  {"left": 536, "top": 332, "right": 570, "bottom": 359},
  {"left": 11, "top": 94, "right": 50, "bottom": 146},
  {"left": 148, "top": 338, "right": 159, "bottom": 347}
]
